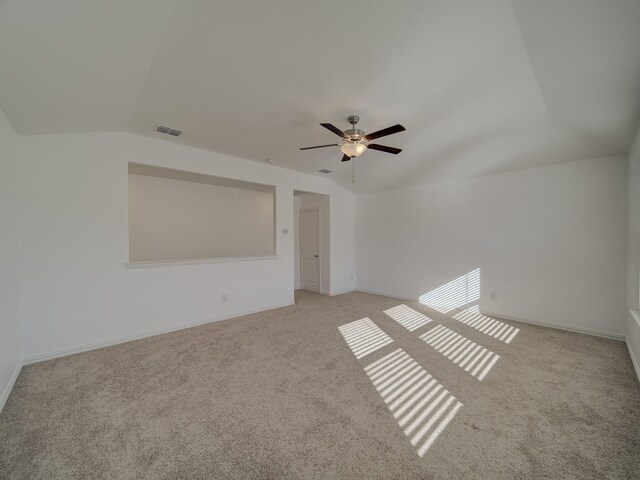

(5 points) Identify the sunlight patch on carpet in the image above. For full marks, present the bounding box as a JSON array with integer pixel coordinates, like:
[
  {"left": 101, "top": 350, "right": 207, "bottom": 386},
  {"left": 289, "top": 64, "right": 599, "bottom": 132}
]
[
  {"left": 338, "top": 318, "right": 393, "bottom": 359},
  {"left": 453, "top": 306, "right": 519, "bottom": 343},
  {"left": 420, "top": 325, "right": 500, "bottom": 381},
  {"left": 364, "top": 348, "right": 463, "bottom": 456},
  {"left": 384, "top": 304, "right": 432, "bottom": 331}
]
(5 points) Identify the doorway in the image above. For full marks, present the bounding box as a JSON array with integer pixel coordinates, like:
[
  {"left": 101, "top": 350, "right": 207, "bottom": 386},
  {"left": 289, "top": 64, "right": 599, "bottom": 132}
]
[
  {"left": 301, "top": 208, "right": 320, "bottom": 292},
  {"left": 293, "top": 191, "right": 330, "bottom": 295}
]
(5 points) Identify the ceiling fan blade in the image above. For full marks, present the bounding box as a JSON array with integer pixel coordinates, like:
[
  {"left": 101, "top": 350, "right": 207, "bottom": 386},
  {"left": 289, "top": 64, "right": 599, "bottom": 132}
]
[
  {"left": 341, "top": 154, "right": 351, "bottom": 162},
  {"left": 367, "top": 143, "right": 402, "bottom": 154},
  {"left": 365, "top": 124, "right": 406, "bottom": 141},
  {"left": 299, "top": 144, "right": 339, "bottom": 150},
  {"left": 320, "top": 123, "right": 347, "bottom": 138}
]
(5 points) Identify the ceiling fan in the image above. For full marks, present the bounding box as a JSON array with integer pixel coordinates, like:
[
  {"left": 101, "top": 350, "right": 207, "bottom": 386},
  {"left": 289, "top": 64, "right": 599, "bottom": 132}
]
[{"left": 300, "top": 115, "right": 406, "bottom": 162}]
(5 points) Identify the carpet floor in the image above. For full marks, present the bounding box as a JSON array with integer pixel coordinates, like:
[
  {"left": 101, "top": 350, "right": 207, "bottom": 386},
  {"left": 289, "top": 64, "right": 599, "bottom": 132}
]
[{"left": 1, "top": 291, "right": 639, "bottom": 479}]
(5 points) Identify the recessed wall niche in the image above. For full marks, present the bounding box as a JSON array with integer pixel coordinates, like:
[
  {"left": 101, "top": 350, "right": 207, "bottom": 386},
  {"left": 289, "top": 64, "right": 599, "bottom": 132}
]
[{"left": 128, "top": 163, "right": 275, "bottom": 263}]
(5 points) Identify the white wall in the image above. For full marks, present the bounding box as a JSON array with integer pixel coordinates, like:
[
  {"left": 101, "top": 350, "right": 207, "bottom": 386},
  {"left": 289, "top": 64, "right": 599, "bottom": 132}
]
[
  {"left": 129, "top": 173, "right": 274, "bottom": 262},
  {"left": 10, "top": 124, "right": 630, "bottom": 383},
  {"left": 357, "top": 156, "right": 628, "bottom": 336},
  {"left": 299, "top": 193, "right": 331, "bottom": 294},
  {"left": 0, "top": 107, "right": 22, "bottom": 409},
  {"left": 627, "top": 131, "right": 640, "bottom": 377},
  {"left": 18, "top": 132, "right": 356, "bottom": 360},
  {"left": 330, "top": 186, "right": 357, "bottom": 295},
  {"left": 293, "top": 195, "right": 301, "bottom": 290}
]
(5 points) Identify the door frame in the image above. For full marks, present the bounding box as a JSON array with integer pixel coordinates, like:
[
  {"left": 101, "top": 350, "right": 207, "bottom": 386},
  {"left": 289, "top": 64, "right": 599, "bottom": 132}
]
[{"left": 300, "top": 207, "right": 321, "bottom": 293}]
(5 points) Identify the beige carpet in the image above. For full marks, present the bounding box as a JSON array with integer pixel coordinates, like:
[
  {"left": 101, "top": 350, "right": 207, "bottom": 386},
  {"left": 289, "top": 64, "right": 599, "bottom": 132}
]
[{"left": 1, "top": 291, "right": 639, "bottom": 479}]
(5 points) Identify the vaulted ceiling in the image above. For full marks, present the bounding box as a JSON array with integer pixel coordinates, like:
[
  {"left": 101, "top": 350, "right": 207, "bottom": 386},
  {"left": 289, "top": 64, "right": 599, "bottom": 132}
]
[{"left": 1, "top": 0, "right": 639, "bottom": 194}]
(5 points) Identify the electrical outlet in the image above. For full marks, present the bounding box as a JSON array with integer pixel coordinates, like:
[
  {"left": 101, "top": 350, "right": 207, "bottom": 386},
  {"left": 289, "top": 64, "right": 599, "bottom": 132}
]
[{"left": 222, "top": 294, "right": 228, "bottom": 302}]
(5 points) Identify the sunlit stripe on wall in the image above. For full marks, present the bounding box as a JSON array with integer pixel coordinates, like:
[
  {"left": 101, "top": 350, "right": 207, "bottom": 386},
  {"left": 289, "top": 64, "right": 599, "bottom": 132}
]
[
  {"left": 452, "top": 306, "right": 519, "bottom": 344},
  {"left": 419, "top": 325, "right": 500, "bottom": 381},
  {"left": 384, "top": 304, "right": 433, "bottom": 331},
  {"left": 418, "top": 268, "right": 481, "bottom": 314},
  {"left": 364, "top": 349, "right": 463, "bottom": 457},
  {"left": 338, "top": 318, "right": 394, "bottom": 359}
]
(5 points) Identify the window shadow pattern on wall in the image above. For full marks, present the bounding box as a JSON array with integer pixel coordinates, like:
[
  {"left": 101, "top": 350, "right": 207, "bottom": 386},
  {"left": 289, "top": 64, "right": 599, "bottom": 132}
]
[
  {"left": 419, "top": 268, "right": 480, "bottom": 314},
  {"left": 419, "top": 268, "right": 519, "bottom": 344}
]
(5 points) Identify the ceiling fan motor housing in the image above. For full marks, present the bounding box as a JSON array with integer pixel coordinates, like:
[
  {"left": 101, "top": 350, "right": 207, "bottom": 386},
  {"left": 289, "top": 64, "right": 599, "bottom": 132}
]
[
  {"left": 344, "top": 128, "right": 366, "bottom": 142},
  {"left": 345, "top": 115, "right": 364, "bottom": 141}
]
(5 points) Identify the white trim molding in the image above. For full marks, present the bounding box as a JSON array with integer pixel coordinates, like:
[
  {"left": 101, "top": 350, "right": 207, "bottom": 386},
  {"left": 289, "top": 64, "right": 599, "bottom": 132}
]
[
  {"left": 630, "top": 309, "right": 640, "bottom": 329},
  {"left": 481, "top": 309, "right": 625, "bottom": 341},
  {"left": 355, "top": 289, "right": 418, "bottom": 302},
  {"left": 23, "top": 301, "right": 293, "bottom": 365},
  {"left": 0, "top": 362, "right": 22, "bottom": 413},
  {"left": 628, "top": 310, "right": 640, "bottom": 383},
  {"left": 329, "top": 288, "right": 357, "bottom": 296},
  {"left": 626, "top": 337, "right": 640, "bottom": 383},
  {"left": 126, "top": 254, "right": 278, "bottom": 269},
  {"left": 353, "top": 290, "right": 626, "bottom": 341}
]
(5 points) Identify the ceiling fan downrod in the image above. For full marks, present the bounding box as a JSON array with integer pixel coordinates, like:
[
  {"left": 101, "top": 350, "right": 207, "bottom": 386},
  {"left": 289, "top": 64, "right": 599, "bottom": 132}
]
[{"left": 344, "top": 115, "right": 366, "bottom": 141}]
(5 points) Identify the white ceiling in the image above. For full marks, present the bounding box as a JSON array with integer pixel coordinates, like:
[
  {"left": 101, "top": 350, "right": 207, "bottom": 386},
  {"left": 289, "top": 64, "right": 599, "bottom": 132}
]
[{"left": 1, "top": 0, "right": 639, "bottom": 194}]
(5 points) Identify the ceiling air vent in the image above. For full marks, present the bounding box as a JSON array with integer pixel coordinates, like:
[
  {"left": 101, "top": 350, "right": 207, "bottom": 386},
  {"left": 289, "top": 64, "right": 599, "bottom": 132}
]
[
  {"left": 318, "top": 169, "right": 333, "bottom": 174},
  {"left": 156, "top": 125, "right": 182, "bottom": 137}
]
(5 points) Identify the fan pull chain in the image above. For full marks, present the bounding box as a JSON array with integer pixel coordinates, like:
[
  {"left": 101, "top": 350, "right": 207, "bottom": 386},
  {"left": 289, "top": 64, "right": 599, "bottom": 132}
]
[{"left": 352, "top": 157, "right": 355, "bottom": 183}]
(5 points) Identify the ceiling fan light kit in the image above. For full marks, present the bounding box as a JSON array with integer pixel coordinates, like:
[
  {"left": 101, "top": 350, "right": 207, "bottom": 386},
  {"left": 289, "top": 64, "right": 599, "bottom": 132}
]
[
  {"left": 300, "top": 115, "right": 406, "bottom": 164},
  {"left": 341, "top": 142, "right": 367, "bottom": 158}
]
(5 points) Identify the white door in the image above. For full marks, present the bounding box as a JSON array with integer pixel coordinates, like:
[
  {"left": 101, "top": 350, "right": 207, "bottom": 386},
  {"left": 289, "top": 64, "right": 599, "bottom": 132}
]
[{"left": 301, "top": 208, "right": 320, "bottom": 292}]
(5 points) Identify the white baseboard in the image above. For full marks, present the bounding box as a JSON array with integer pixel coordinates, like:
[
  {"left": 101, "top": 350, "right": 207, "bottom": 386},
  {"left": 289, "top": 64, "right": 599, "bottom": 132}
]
[
  {"left": 481, "top": 309, "right": 625, "bottom": 341},
  {"left": 297, "top": 288, "right": 356, "bottom": 296},
  {"left": 352, "top": 289, "right": 626, "bottom": 342},
  {"left": 627, "top": 337, "right": 640, "bottom": 383},
  {"left": 355, "top": 288, "right": 418, "bottom": 302},
  {"left": 23, "top": 301, "right": 294, "bottom": 365},
  {"left": 330, "top": 288, "right": 357, "bottom": 296},
  {"left": 0, "top": 362, "right": 23, "bottom": 413}
]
